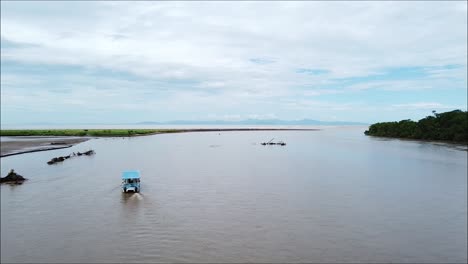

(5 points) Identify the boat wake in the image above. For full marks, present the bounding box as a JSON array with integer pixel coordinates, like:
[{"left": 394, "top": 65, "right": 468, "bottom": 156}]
[{"left": 131, "top": 193, "right": 144, "bottom": 200}]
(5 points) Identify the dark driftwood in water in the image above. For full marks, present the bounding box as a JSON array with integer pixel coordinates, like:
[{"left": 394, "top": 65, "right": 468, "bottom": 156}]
[
  {"left": 47, "top": 150, "right": 95, "bottom": 165},
  {"left": 261, "top": 140, "right": 286, "bottom": 146},
  {"left": 0, "top": 169, "right": 27, "bottom": 184}
]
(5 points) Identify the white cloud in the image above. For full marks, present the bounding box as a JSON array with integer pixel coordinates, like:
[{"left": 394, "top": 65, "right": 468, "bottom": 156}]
[
  {"left": 2, "top": 2, "right": 466, "bottom": 78},
  {"left": 391, "top": 102, "right": 466, "bottom": 110},
  {"left": 0, "top": 1, "right": 466, "bottom": 123}
]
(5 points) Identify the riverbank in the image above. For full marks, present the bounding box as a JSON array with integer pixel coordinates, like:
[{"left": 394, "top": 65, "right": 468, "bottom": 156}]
[
  {"left": 367, "top": 134, "right": 468, "bottom": 151},
  {"left": 1, "top": 128, "right": 319, "bottom": 157},
  {"left": 364, "top": 109, "right": 467, "bottom": 143},
  {"left": 0, "top": 128, "right": 318, "bottom": 137},
  {"left": 0, "top": 129, "right": 178, "bottom": 137},
  {"left": 1, "top": 137, "right": 90, "bottom": 157}
]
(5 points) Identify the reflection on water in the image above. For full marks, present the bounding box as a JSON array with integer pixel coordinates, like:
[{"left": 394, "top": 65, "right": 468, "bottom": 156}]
[{"left": 1, "top": 126, "right": 467, "bottom": 263}]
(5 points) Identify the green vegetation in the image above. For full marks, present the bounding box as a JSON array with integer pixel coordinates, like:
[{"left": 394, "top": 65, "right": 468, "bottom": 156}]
[
  {"left": 0, "top": 129, "right": 182, "bottom": 137},
  {"left": 364, "top": 110, "right": 468, "bottom": 143}
]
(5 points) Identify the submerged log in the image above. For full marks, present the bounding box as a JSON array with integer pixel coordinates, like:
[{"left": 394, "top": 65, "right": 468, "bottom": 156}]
[
  {"left": 0, "top": 169, "right": 27, "bottom": 184},
  {"left": 83, "top": 150, "right": 95, "bottom": 156},
  {"left": 260, "top": 140, "right": 287, "bottom": 146},
  {"left": 47, "top": 150, "right": 95, "bottom": 165}
]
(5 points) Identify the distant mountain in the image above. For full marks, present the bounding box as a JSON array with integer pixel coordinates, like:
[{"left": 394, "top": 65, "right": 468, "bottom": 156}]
[{"left": 135, "top": 119, "right": 368, "bottom": 126}]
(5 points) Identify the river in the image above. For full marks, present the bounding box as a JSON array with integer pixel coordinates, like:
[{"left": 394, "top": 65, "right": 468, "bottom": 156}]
[{"left": 1, "top": 126, "right": 466, "bottom": 263}]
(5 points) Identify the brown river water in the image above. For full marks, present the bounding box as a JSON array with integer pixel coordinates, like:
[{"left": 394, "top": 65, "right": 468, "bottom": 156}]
[{"left": 1, "top": 126, "right": 467, "bottom": 263}]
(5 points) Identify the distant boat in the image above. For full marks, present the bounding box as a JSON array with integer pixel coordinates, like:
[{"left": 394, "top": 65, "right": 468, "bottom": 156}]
[{"left": 121, "top": 170, "right": 141, "bottom": 193}]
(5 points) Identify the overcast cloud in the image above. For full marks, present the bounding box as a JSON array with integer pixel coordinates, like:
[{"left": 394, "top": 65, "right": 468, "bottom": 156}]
[{"left": 1, "top": 1, "right": 467, "bottom": 124}]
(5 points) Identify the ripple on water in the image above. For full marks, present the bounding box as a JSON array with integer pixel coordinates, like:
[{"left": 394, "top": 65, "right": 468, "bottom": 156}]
[{"left": 1, "top": 129, "right": 467, "bottom": 263}]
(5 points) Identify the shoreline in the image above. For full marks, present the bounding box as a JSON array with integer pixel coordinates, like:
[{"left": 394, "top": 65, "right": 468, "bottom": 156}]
[
  {"left": 1, "top": 128, "right": 319, "bottom": 157},
  {"left": 366, "top": 134, "right": 468, "bottom": 151},
  {"left": 366, "top": 134, "right": 468, "bottom": 145},
  {"left": 139, "top": 128, "right": 320, "bottom": 136},
  {"left": 1, "top": 145, "right": 80, "bottom": 158},
  {"left": 0, "top": 128, "right": 320, "bottom": 137},
  {"left": 1, "top": 137, "right": 90, "bottom": 157}
]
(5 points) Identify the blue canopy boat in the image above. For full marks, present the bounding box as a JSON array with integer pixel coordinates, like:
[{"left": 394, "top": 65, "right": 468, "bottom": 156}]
[{"left": 121, "top": 170, "right": 141, "bottom": 193}]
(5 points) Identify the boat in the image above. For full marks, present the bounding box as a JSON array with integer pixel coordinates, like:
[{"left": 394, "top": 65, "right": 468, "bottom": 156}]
[{"left": 121, "top": 170, "right": 141, "bottom": 193}]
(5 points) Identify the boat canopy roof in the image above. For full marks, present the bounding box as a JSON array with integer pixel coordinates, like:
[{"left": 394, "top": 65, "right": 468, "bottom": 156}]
[{"left": 122, "top": 170, "right": 141, "bottom": 179}]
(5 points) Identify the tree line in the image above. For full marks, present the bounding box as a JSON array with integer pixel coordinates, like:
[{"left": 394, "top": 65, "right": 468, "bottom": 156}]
[{"left": 364, "top": 110, "right": 468, "bottom": 143}]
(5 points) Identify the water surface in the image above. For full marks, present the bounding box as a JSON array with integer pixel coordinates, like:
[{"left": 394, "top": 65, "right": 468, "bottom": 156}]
[{"left": 1, "top": 126, "right": 467, "bottom": 263}]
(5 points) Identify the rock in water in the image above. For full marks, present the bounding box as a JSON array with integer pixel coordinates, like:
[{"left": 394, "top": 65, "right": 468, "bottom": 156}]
[{"left": 0, "top": 169, "right": 27, "bottom": 184}]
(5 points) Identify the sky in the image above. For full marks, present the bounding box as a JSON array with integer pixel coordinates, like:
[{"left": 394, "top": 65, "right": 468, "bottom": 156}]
[{"left": 1, "top": 1, "right": 467, "bottom": 125}]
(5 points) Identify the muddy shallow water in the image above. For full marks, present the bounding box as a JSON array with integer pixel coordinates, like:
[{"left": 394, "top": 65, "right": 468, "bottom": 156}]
[{"left": 1, "top": 127, "right": 467, "bottom": 263}]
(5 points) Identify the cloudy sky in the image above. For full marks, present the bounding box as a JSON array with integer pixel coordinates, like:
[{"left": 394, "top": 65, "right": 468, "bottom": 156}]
[{"left": 1, "top": 1, "right": 467, "bottom": 124}]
